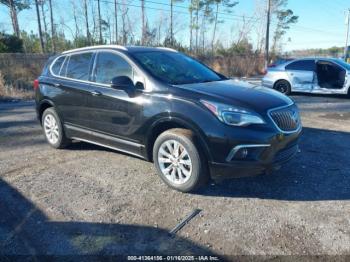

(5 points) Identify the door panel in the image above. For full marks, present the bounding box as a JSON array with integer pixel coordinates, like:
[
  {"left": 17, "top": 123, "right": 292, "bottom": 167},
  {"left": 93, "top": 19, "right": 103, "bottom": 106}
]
[
  {"left": 54, "top": 79, "right": 92, "bottom": 128},
  {"left": 287, "top": 70, "right": 314, "bottom": 91},
  {"left": 50, "top": 52, "right": 95, "bottom": 129},
  {"left": 285, "top": 59, "right": 316, "bottom": 92},
  {"left": 86, "top": 51, "right": 146, "bottom": 154},
  {"left": 87, "top": 86, "right": 145, "bottom": 153}
]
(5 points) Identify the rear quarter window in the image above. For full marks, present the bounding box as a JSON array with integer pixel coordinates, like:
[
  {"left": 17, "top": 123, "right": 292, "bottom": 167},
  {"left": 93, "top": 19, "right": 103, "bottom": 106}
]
[{"left": 50, "top": 56, "right": 65, "bottom": 76}]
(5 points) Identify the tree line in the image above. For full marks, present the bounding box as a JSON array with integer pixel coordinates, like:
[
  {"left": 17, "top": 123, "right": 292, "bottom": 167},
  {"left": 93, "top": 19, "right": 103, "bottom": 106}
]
[{"left": 0, "top": 0, "right": 298, "bottom": 58}]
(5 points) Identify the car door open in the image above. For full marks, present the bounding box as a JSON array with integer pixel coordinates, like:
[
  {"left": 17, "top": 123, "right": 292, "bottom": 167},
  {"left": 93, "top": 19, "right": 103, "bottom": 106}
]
[{"left": 316, "top": 60, "right": 346, "bottom": 89}]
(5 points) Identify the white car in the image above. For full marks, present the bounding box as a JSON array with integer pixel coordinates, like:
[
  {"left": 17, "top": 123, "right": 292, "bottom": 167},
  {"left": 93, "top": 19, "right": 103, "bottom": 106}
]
[{"left": 262, "top": 58, "right": 350, "bottom": 96}]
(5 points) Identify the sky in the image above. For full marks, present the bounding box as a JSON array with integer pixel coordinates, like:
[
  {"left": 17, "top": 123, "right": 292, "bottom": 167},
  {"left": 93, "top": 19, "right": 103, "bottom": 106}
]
[{"left": 0, "top": 0, "right": 349, "bottom": 51}]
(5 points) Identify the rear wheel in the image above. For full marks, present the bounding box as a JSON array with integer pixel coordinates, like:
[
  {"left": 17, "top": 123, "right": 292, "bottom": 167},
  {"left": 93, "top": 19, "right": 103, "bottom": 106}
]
[
  {"left": 274, "top": 80, "right": 291, "bottom": 95},
  {"left": 153, "top": 128, "right": 208, "bottom": 192},
  {"left": 42, "top": 107, "right": 70, "bottom": 149}
]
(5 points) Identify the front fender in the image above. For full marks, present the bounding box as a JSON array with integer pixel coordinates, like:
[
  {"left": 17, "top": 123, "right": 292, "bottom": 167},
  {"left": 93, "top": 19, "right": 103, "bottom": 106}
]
[{"left": 145, "top": 113, "right": 213, "bottom": 162}]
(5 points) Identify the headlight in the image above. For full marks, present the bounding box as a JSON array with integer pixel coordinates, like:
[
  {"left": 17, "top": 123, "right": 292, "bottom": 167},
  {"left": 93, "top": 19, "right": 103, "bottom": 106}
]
[{"left": 201, "top": 100, "right": 265, "bottom": 126}]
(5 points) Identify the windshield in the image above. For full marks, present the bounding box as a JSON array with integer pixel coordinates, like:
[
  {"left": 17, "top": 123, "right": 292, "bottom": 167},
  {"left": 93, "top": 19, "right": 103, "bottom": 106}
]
[{"left": 131, "top": 51, "right": 224, "bottom": 85}]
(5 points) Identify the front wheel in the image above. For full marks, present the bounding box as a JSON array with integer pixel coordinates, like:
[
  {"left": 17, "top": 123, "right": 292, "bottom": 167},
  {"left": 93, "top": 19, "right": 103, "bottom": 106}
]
[{"left": 153, "top": 128, "right": 208, "bottom": 192}]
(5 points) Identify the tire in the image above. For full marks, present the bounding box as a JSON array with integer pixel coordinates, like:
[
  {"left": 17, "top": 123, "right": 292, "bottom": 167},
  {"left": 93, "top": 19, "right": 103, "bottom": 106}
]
[
  {"left": 42, "top": 107, "right": 70, "bottom": 149},
  {"left": 274, "top": 80, "right": 291, "bottom": 95},
  {"left": 153, "top": 128, "right": 209, "bottom": 192}
]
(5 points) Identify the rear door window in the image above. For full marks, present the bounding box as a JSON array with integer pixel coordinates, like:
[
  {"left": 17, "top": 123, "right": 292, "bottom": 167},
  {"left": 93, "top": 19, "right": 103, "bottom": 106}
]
[
  {"left": 285, "top": 60, "right": 315, "bottom": 71},
  {"left": 94, "top": 52, "right": 133, "bottom": 84},
  {"left": 66, "top": 52, "right": 93, "bottom": 81}
]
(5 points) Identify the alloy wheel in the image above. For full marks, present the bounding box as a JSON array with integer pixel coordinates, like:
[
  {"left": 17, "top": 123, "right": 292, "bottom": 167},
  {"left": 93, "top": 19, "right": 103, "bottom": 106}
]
[
  {"left": 43, "top": 114, "right": 59, "bottom": 144},
  {"left": 157, "top": 140, "right": 192, "bottom": 185},
  {"left": 276, "top": 81, "right": 289, "bottom": 93}
]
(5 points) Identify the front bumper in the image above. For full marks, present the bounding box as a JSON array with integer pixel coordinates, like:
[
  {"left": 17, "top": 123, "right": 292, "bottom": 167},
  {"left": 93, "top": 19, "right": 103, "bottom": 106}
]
[
  {"left": 262, "top": 78, "right": 274, "bottom": 88},
  {"left": 208, "top": 129, "right": 301, "bottom": 180}
]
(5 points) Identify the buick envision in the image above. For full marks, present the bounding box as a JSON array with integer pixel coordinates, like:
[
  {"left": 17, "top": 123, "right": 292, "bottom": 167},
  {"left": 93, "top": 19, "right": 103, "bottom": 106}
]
[{"left": 35, "top": 45, "right": 302, "bottom": 192}]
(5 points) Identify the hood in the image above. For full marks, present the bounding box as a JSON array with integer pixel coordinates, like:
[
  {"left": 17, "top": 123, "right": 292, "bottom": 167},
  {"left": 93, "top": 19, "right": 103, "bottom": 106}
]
[{"left": 176, "top": 79, "right": 293, "bottom": 113}]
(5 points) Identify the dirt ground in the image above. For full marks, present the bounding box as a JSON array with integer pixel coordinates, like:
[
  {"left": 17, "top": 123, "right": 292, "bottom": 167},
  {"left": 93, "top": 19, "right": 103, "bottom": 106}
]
[{"left": 0, "top": 94, "right": 350, "bottom": 259}]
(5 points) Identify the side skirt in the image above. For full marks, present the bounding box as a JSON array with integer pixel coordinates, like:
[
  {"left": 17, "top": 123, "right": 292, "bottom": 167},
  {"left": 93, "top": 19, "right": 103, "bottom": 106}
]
[
  {"left": 64, "top": 123, "right": 147, "bottom": 160},
  {"left": 71, "top": 136, "right": 146, "bottom": 160}
]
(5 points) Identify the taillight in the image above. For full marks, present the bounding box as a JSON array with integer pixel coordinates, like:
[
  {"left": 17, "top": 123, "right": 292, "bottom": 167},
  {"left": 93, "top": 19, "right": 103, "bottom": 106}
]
[{"left": 33, "top": 79, "right": 39, "bottom": 90}]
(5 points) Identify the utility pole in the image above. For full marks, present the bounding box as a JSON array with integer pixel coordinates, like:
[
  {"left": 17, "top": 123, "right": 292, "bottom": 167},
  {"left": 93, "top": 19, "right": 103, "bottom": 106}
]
[
  {"left": 265, "top": 0, "right": 271, "bottom": 68},
  {"left": 97, "top": 0, "right": 103, "bottom": 44},
  {"left": 344, "top": 9, "right": 350, "bottom": 61}
]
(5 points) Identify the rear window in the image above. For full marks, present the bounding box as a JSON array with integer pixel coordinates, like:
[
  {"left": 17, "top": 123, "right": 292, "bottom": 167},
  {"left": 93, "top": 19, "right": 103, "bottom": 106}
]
[
  {"left": 51, "top": 56, "right": 65, "bottom": 76},
  {"left": 285, "top": 60, "right": 315, "bottom": 71},
  {"left": 66, "top": 52, "right": 93, "bottom": 80}
]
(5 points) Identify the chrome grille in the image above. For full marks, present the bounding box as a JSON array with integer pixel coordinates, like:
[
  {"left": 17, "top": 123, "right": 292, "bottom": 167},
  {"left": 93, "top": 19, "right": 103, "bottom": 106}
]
[{"left": 269, "top": 104, "right": 301, "bottom": 132}]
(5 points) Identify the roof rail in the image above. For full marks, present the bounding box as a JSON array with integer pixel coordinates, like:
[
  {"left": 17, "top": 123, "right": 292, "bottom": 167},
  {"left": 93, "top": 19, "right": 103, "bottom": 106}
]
[
  {"left": 156, "top": 47, "right": 178, "bottom": 52},
  {"left": 62, "top": 45, "right": 127, "bottom": 54}
]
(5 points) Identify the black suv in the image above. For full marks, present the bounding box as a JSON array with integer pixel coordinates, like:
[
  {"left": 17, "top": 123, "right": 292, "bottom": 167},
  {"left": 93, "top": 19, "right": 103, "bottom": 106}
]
[{"left": 35, "top": 45, "right": 302, "bottom": 192}]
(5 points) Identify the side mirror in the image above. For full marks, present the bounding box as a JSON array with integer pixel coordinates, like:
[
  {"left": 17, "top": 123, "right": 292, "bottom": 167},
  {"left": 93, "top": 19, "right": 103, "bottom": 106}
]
[{"left": 111, "top": 76, "right": 134, "bottom": 90}]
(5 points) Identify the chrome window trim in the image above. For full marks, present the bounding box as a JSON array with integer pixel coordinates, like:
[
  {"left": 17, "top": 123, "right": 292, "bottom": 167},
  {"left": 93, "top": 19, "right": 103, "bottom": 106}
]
[
  {"left": 267, "top": 103, "right": 302, "bottom": 134},
  {"left": 226, "top": 144, "right": 271, "bottom": 162},
  {"left": 50, "top": 55, "right": 66, "bottom": 76},
  {"left": 49, "top": 50, "right": 95, "bottom": 84},
  {"left": 58, "top": 55, "right": 68, "bottom": 76}
]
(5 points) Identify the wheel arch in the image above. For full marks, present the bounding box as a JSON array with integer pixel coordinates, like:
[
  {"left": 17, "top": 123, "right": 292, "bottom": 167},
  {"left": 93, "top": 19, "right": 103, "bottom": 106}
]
[
  {"left": 145, "top": 116, "right": 212, "bottom": 163},
  {"left": 37, "top": 99, "right": 55, "bottom": 124}
]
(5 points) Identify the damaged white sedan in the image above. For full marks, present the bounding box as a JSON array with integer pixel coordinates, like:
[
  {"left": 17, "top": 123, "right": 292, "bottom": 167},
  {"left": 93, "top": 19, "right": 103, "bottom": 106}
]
[{"left": 262, "top": 58, "right": 350, "bottom": 96}]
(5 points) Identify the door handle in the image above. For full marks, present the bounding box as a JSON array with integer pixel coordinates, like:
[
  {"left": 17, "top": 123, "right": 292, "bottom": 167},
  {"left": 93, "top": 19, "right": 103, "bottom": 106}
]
[
  {"left": 90, "top": 90, "right": 102, "bottom": 96},
  {"left": 54, "top": 83, "right": 61, "bottom": 87}
]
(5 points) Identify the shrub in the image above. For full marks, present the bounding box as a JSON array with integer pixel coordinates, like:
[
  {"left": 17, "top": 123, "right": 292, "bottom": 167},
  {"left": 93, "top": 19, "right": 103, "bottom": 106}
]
[{"left": 0, "top": 70, "right": 34, "bottom": 100}]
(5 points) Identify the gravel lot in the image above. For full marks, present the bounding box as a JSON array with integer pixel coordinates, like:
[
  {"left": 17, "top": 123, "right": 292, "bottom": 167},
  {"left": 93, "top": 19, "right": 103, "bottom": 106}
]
[{"left": 1, "top": 93, "right": 350, "bottom": 259}]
